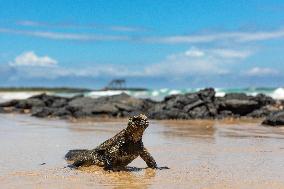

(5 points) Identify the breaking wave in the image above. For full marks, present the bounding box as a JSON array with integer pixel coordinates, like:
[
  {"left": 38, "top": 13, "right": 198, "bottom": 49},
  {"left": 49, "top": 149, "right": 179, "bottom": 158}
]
[
  {"left": 86, "top": 87, "right": 284, "bottom": 100},
  {"left": 1, "top": 87, "right": 284, "bottom": 103}
]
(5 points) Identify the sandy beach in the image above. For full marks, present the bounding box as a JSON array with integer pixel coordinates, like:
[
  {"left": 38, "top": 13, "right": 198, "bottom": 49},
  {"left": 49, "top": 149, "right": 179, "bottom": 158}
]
[{"left": 0, "top": 114, "right": 284, "bottom": 189}]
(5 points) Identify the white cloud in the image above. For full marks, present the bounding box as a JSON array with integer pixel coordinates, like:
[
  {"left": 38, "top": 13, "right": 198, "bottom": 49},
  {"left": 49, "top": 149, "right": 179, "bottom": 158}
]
[
  {"left": 10, "top": 51, "right": 57, "bottom": 67},
  {"left": 7, "top": 60, "right": 141, "bottom": 80},
  {"left": 17, "top": 20, "right": 144, "bottom": 32},
  {"left": 17, "top": 20, "right": 42, "bottom": 27},
  {"left": 144, "top": 47, "right": 252, "bottom": 77},
  {"left": 2, "top": 27, "right": 284, "bottom": 44},
  {"left": 63, "top": 65, "right": 141, "bottom": 78},
  {"left": 184, "top": 48, "right": 205, "bottom": 57},
  {"left": 3, "top": 48, "right": 268, "bottom": 82},
  {"left": 109, "top": 26, "right": 144, "bottom": 32},
  {"left": 142, "top": 29, "right": 284, "bottom": 44},
  {"left": 4, "top": 50, "right": 143, "bottom": 80},
  {"left": 0, "top": 28, "right": 130, "bottom": 41},
  {"left": 210, "top": 49, "right": 252, "bottom": 59},
  {"left": 245, "top": 67, "right": 279, "bottom": 76}
]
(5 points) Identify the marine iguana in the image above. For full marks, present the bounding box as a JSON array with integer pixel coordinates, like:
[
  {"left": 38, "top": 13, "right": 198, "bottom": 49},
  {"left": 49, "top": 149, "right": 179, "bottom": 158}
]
[{"left": 65, "top": 114, "right": 165, "bottom": 170}]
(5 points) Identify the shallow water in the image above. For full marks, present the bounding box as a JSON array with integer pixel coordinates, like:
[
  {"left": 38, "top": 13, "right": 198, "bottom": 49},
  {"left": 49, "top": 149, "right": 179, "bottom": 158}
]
[{"left": 0, "top": 114, "right": 284, "bottom": 188}]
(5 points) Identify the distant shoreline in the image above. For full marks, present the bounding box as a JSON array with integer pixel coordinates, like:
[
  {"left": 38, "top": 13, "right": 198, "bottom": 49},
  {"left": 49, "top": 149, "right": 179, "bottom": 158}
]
[
  {"left": 0, "top": 87, "right": 92, "bottom": 93},
  {"left": 0, "top": 87, "right": 148, "bottom": 93}
]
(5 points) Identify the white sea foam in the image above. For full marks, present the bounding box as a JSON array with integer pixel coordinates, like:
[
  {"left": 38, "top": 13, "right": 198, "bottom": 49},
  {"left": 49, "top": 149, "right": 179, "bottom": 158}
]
[
  {"left": 215, "top": 92, "right": 226, "bottom": 97},
  {"left": 1, "top": 87, "right": 284, "bottom": 102},
  {"left": 130, "top": 91, "right": 148, "bottom": 98},
  {"left": 160, "top": 88, "right": 169, "bottom": 93},
  {"left": 86, "top": 90, "right": 129, "bottom": 98},
  {"left": 168, "top": 90, "right": 181, "bottom": 95},
  {"left": 0, "top": 92, "right": 42, "bottom": 103},
  {"left": 151, "top": 90, "right": 160, "bottom": 97},
  {"left": 85, "top": 88, "right": 284, "bottom": 100},
  {"left": 271, "top": 88, "right": 284, "bottom": 100}
]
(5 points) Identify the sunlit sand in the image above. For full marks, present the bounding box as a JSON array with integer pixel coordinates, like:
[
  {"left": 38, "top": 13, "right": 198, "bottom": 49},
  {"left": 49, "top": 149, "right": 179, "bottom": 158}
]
[{"left": 0, "top": 114, "right": 284, "bottom": 188}]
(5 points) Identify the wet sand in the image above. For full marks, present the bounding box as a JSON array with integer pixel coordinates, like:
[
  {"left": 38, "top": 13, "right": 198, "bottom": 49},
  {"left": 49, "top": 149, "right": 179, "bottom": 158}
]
[{"left": 0, "top": 114, "right": 284, "bottom": 188}]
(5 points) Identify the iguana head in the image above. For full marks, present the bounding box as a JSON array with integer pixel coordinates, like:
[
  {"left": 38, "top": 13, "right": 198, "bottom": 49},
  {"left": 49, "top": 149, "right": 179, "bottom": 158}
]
[{"left": 126, "top": 114, "right": 149, "bottom": 142}]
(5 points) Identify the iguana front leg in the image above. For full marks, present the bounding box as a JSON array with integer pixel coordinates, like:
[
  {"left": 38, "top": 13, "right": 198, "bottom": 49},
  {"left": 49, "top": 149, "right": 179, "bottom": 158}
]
[
  {"left": 140, "top": 147, "right": 157, "bottom": 168},
  {"left": 102, "top": 154, "right": 113, "bottom": 171}
]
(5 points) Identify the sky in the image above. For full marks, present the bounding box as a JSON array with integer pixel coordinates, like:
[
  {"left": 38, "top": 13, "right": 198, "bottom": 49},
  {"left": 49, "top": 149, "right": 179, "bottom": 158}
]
[{"left": 1, "top": 0, "right": 284, "bottom": 89}]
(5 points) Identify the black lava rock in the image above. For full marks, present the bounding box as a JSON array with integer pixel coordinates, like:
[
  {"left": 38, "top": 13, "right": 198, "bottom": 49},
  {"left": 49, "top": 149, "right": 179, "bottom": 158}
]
[{"left": 262, "top": 111, "right": 284, "bottom": 126}]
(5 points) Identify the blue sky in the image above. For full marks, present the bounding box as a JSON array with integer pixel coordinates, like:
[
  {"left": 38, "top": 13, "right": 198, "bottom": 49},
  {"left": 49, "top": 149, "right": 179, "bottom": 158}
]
[{"left": 1, "top": 0, "right": 284, "bottom": 89}]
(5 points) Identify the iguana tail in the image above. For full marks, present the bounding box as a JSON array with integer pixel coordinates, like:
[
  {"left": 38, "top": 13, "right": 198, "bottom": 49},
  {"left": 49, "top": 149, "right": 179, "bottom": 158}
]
[{"left": 65, "top": 149, "right": 90, "bottom": 161}]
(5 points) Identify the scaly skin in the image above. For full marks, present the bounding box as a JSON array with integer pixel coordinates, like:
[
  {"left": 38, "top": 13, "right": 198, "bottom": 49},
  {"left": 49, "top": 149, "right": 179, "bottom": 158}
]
[{"left": 65, "top": 114, "right": 158, "bottom": 170}]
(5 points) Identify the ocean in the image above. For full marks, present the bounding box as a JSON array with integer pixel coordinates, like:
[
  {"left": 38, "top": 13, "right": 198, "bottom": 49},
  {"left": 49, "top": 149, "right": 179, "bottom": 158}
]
[{"left": 1, "top": 87, "right": 284, "bottom": 103}]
